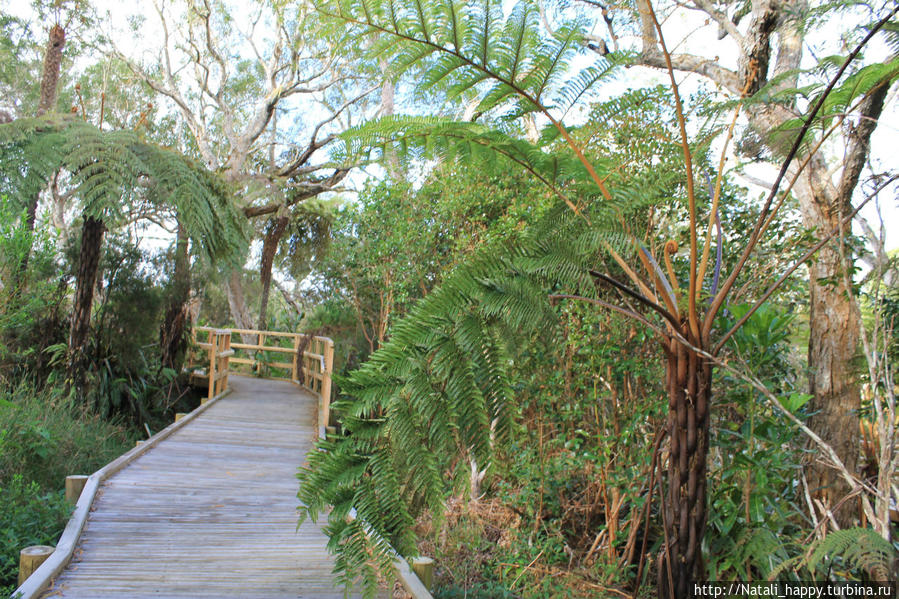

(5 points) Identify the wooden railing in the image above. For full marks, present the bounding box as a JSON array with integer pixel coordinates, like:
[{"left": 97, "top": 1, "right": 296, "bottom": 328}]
[
  {"left": 187, "top": 327, "right": 335, "bottom": 431},
  {"left": 188, "top": 328, "right": 234, "bottom": 401}
]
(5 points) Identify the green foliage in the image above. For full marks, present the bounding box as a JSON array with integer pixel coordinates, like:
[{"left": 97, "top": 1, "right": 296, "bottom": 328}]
[
  {"left": 0, "top": 381, "right": 134, "bottom": 491},
  {"left": 310, "top": 164, "right": 549, "bottom": 370},
  {"left": 0, "top": 201, "right": 67, "bottom": 378},
  {"left": 85, "top": 237, "right": 172, "bottom": 420},
  {"left": 299, "top": 186, "right": 676, "bottom": 595},
  {"left": 318, "top": 0, "right": 612, "bottom": 118},
  {"left": 771, "top": 528, "right": 897, "bottom": 580},
  {"left": 0, "top": 475, "right": 71, "bottom": 595},
  {"left": 769, "top": 54, "right": 899, "bottom": 153},
  {"left": 316, "top": 0, "right": 631, "bottom": 216},
  {"left": 0, "top": 115, "right": 247, "bottom": 262},
  {"left": 334, "top": 115, "right": 612, "bottom": 208},
  {"left": 706, "top": 303, "right": 807, "bottom": 580}
]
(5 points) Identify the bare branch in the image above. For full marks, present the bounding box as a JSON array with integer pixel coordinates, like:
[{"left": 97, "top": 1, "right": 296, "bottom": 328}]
[{"left": 278, "top": 85, "right": 380, "bottom": 177}]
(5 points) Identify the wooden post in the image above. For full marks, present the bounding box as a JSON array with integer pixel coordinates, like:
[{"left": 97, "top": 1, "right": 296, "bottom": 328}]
[
  {"left": 175, "top": 412, "right": 187, "bottom": 422},
  {"left": 221, "top": 330, "right": 231, "bottom": 393},
  {"left": 411, "top": 557, "right": 434, "bottom": 591},
  {"left": 18, "top": 545, "right": 54, "bottom": 586},
  {"left": 65, "top": 475, "right": 88, "bottom": 503},
  {"left": 291, "top": 334, "right": 300, "bottom": 382},
  {"left": 320, "top": 339, "right": 334, "bottom": 429},
  {"left": 205, "top": 330, "right": 217, "bottom": 403}
]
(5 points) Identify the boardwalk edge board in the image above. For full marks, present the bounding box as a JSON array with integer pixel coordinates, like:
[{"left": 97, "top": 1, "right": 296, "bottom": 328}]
[{"left": 12, "top": 387, "right": 233, "bottom": 599}]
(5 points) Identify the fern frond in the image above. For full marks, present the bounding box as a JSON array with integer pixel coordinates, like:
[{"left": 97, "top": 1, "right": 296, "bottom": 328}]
[
  {"left": 805, "top": 528, "right": 895, "bottom": 580},
  {"left": 0, "top": 115, "right": 247, "bottom": 261},
  {"left": 318, "top": 0, "right": 607, "bottom": 120}
]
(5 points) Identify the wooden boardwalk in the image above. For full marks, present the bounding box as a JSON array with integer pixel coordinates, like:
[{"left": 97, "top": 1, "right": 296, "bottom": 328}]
[{"left": 40, "top": 376, "right": 376, "bottom": 598}]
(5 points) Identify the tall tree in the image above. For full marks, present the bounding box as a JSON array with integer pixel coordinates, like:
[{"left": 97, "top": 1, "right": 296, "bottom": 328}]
[
  {"left": 108, "top": 0, "right": 379, "bottom": 330},
  {"left": 17, "top": 22, "right": 64, "bottom": 283}
]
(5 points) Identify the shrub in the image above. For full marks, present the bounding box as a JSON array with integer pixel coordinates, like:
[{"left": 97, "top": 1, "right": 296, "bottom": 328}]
[
  {"left": 0, "top": 381, "right": 134, "bottom": 491},
  {"left": 0, "top": 475, "right": 71, "bottom": 595}
]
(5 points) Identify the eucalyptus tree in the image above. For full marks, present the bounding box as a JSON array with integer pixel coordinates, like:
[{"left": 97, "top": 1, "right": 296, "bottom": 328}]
[
  {"left": 295, "top": 1, "right": 897, "bottom": 596},
  {"left": 255, "top": 198, "right": 334, "bottom": 331},
  {"left": 105, "top": 0, "right": 382, "bottom": 331}
]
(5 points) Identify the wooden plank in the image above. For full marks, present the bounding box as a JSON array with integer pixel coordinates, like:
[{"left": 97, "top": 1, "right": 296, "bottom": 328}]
[
  {"left": 230, "top": 343, "right": 296, "bottom": 353},
  {"left": 14, "top": 388, "right": 233, "bottom": 599}
]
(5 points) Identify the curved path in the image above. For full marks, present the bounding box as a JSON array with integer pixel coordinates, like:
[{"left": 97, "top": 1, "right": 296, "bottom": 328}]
[{"left": 40, "top": 376, "right": 374, "bottom": 598}]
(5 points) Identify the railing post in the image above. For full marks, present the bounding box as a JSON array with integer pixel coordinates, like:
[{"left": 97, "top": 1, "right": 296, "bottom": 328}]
[
  {"left": 291, "top": 334, "right": 301, "bottom": 382},
  {"left": 206, "top": 330, "right": 217, "bottom": 403},
  {"left": 411, "top": 557, "right": 434, "bottom": 591},
  {"left": 19, "top": 546, "right": 54, "bottom": 586},
  {"left": 221, "top": 329, "right": 231, "bottom": 393},
  {"left": 65, "top": 475, "right": 88, "bottom": 503},
  {"left": 320, "top": 339, "right": 334, "bottom": 429}
]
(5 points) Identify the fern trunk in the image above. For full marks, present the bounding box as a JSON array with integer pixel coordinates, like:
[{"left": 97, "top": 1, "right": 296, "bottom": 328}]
[
  {"left": 159, "top": 220, "right": 190, "bottom": 371},
  {"left": 257, "top": 214, "right": 289, "bottom": 331},
  {"left": 659, "top": 334, "right": 711, "bottom": 598},
  {"left": 67, "top": 215, "right": 105, "bottom": 396}
]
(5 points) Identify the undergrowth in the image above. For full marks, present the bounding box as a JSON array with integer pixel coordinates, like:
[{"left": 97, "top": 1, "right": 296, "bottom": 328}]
[{"left": 0, "top": 381, "right": 134, "bottom": 593}]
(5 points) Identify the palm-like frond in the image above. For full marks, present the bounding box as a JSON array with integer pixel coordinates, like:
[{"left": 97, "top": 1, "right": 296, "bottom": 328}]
[
  {"left": 320, "top": 0, "right": 613, "bottom": 117},
  {"left": 0, "top": 115, "right": 247, "bottom": 261},
  {"left": 297, "top": 198, "right": 649, "bottom": 597}
]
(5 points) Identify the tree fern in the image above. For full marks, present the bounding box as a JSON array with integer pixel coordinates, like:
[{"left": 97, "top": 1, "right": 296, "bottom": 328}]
[
  {"left": 297, "top": 197, "right": 656, "bottom": 596},
  {"left": 0, "top": 115, "right": 247, "bottom": 261}
]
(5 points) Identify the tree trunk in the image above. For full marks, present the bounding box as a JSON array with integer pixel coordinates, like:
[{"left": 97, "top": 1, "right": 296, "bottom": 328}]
[
  {"left": 159, "top": 220, "right": 190, "bottom": 371},
  {"left": 257, "top": 214, "right": 289, "bottom": 331},
  {"left": 15, "top": 24, "right": 65, "bottom": 286},
  {"left": 67, "top": 215, "right": 105, "bottom": 396},
  {"left": 226, "top": 270, "right": 256, "bottom": 343},
  {"left": 658, "top": 334, "right": 711, "bottom": 599},
  {"left": 804, "top": 244, "right": 861, "bottom": 525}
]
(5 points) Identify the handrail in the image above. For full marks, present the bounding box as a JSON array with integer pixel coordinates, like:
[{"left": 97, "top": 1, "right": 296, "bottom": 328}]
[{"left": 189, "top": 326, "right": 334, "bottom": 433}]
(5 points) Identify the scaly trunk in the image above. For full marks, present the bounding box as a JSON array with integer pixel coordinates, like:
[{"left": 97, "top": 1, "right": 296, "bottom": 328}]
[
  {"left": 16, "top": 24, "right": 65, "bottom": 286},
  {"left": 67, "top": 215, "right": 105, "bottom": 397},
  {"left": 658, "top": 333, "right": 711, "bottom": 599},
  {"left": 257, "top": 215, "right": 289, "bottom": 331},
  {"left": 159, "top": 220, "right": 190, "bottom": 371}
]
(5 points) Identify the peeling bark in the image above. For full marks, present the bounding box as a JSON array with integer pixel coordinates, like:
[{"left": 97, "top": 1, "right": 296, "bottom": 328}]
[
  {"left": 226, "top": 270, "right": 255, "bottom": 342},
  {"left": 17, "top": 24, "right": 66, "bottom": 286}
]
